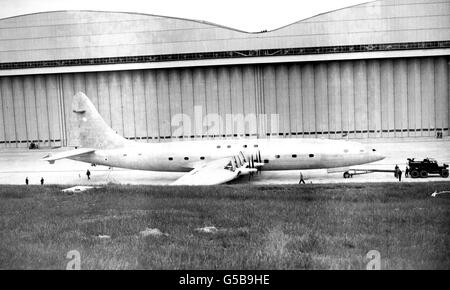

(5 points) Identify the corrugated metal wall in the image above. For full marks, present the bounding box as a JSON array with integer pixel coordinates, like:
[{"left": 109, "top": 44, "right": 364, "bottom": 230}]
[{"left": 0, "top": 56, "right": 448, "bottom": 148}]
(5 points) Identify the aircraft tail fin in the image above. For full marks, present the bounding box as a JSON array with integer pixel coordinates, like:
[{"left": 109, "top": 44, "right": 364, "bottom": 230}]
[{"left": 71, "top": 92, "right": 128, "bottom": 149}]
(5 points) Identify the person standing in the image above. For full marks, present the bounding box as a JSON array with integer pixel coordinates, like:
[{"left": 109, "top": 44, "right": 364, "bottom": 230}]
[
  {"left": 40, "top": 177, "right": 44, "bottom": 185},
  {"left": 25, "top": 177, "right": 29, "bottom": 185},
  {"left": 405, "top": 166, "right": 409, "bottom": 178},
  {"left": 398, "top": 170, "right": 402, "bottom": 182},
  {"left": 299, "top": 172, "right": 305, "bottom": 184},
  {"left": 86, "top": 169, "right": 91, "bottom": 180}
]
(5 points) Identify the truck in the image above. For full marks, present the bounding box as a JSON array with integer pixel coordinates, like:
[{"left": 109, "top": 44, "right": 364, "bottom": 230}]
[{"left": 407, "top": 158, "right": 449, "bottom": 178}]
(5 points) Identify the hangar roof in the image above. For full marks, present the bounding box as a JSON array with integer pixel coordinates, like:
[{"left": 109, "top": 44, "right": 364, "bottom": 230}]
[{"left": 0, "top": 0, "right": 449, "bottom": 63}]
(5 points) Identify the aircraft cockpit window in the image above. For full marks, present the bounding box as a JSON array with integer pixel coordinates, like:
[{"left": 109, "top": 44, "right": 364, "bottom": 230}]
[
  {"left": 292, "top": 154, "right": 297, "bottom": 158},
  {"left": 264, "top": 159, "right": 269, "bottom": 163},
  {"left": 184, "top": 157, "right": 189, "bottom": 160},
  {"left": 309, "top": 154, "right": 314, "bottom": 158}
]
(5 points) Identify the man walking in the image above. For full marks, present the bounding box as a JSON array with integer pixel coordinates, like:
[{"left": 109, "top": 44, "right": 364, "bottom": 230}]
[
  {"left": 299, "top": 172, "right": 305, "bottom": 184},
  {"left": 86, "top": 169, "right": 91, "bottom": 180}
]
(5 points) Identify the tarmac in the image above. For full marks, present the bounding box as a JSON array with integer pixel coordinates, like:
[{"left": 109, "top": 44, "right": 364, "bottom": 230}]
[{"left": 0, "top": 137, "right": 449, "bottom": 185}]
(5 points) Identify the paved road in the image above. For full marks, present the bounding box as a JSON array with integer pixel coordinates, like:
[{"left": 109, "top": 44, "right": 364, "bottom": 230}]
[{"left": 0, "top": 138, "right": 449, "bottom": 185}]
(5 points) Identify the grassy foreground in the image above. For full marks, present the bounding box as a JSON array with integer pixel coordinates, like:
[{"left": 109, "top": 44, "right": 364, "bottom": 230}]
[{"left": 0, "top": 182, "right": 449, "bottom": 270}]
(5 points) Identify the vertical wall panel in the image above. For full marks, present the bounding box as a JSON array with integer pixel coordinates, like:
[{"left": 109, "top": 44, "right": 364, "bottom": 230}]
[
  {"left": 435, "top": 57, "right": 449, "bottom": 136},
  {"left": 380, "top": 60, "right": 395, "bottom": 138},
  {"left": 314, "top": 63, "right": 328, "bottom": 137},
  {"left": 1, "top": 77, "right": 17, "bottom": 147},
  {"left": 45, "top": 75, "right": 61, "bottom": 146},
  {"left": 263, "top": 65, "right": 277, "bottom": 136},
  {"left": 108, "top": 71, "right": 124, "bottom": 136},
  {"left": 205, "top": 68, "right": 220, "bottom": 136},
  {"left": 327, "top": 62, "right": 341, "bottom": 138},
  {"left": 132, "top": 70, "right": 147, "bottom": 140},
  {"left": 367, "top": 60, "right": 381, "bottom": 138},
  {"left": 421, "top": 58, "right": 435, "bottom": 136},
  {"left": 143, "top": 70, "right": 159, "bottom": 140},
  {"left": 242, "top": 65, "right": 257, "bottom": 136},
  {"left": 218, "top": 67, "right": 232, "bottom": 136},
  {"left": 230, "top": 67, "right": 244, "bottom": 136},
  {"left": 34, "top": 75, "right": 50, "bottom": 145},
  {"left": 120, "top": 71, "right": 136, "bottom": 138},
  {"left": 156, "top": 70, "right": 171, "bottom": 139},
  {"left": 192, "top": 68, "right": 206, "bottom": 137},
  {"left": 0, "top": 85, "right": 4, "bottom": 147},
  {"left": 85, "top": 72, "right": 99, "bottom": 109},
  {"left": 393, "top": 60, "right": 408, "bottom": 137},
  {"left": 61, "top": 74, "right": 76, "bottom": 145},
  {"left": 23, "top": 76, "right": 39, "bottom": 143},
  {"left": 288, "top": 64, "right": 302, "bottom": 137},
  {"left": 180, "top": 69, "right": 194, "bottom": 138},
  {"left": 12, "top": 77, "right": 27, "bottom": 146},
  {"left": 96, "top": 72, "right": 112, "bottom": 127},
  {"left": 301, "top": 64, "right": 315, "bottom": 136},
  {"left": 354, "top": 60, "right": 368, "bottom": 138},
  {"left": 275, "top": 65, "right": 290, "bottom": 136},
  {"left": 73, "top": 74, "right": 86, "bottom": 93},
  {"left": 168, "top": 69, "right": 182, "bottom": 138},
  {"left": 340, "top": 61, "right": 355, "bottom": 138},
  {"left": 407, "top": 59, "right": 421, "bottom": 137}
]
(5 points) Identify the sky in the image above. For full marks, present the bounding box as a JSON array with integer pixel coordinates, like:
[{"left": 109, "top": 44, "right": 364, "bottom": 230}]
[{"left": 0, "top": 0, "right": 369, "bottom": 32}]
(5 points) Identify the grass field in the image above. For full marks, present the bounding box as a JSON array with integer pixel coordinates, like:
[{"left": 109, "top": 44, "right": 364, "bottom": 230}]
[{"left": 0, "top": 182, "right": 449, "bottom": 270}]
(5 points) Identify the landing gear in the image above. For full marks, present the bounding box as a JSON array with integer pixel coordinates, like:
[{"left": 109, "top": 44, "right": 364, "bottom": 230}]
[{"left": 343, "top": 171, "right": 352, "bottom": 178}]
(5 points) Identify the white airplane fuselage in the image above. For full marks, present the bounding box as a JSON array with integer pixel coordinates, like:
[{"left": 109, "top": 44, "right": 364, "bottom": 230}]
[{"left": 71, "top": 138, "right": 384, "bottom": 172}]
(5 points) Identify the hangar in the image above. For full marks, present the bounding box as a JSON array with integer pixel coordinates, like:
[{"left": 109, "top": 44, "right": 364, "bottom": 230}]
[{"left": 0, "top": 0, "right": 449, "bottom": 148}]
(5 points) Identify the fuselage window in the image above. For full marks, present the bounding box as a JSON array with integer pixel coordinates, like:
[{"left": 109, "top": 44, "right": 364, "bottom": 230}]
[
  {"left": 200, "top": 156, "right": 205, "bottom": 160},
  {"left": 168, "top": 157, "right": 173, "bottom": 161},
  {"left": 254, "top": 144, "right": 258, "bottom": 148},
  {"left": 292, "top": 154, "right": 297, "bottom": 158},
  {"left": 217, "top": 145, "right": 221, "bottom": 149},
  {"left": 243, "top": 145, "right": 247, "bottom": 148},
  {"left": 309, "top": 154, "right": 314, "bottom": 158},
  {"left": 123, "top": 154, "right": 127, "bottom": 157},
  {"left": 138, "top": 153, "right": 142, "bottom": 156},
  {"left": 275, "top": 155, "right": 280, "bottom": 158},
  {"left": 184, "top": 157, "right": 189, "bottom": 160},
  {"left": 372, "top": 149, "right": 376, "bottom": 152},
  {"left": 264, "top": 159, "right": 269, "bottom": 163},
  {"left": 360, "top": 149, "right": 364, "bottom": 152},
  {"left": 344, "top": 149, "right": 349, "bottom": 153},
  {"left": 227, "top": 145, "right": 231, "bottom": 148}
]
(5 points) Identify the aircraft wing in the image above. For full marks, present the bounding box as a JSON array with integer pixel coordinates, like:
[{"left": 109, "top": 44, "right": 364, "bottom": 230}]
[
  {"left": 42, "top": 148, "right": 95, "bottom": 164},
  {"left": 172, "top": 156, "right": 253, "bottom": 186}
]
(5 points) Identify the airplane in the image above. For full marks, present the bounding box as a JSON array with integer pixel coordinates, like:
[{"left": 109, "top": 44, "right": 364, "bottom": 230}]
[{"left": 42, "top": 92, "right": 385, "bottom": 185}]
